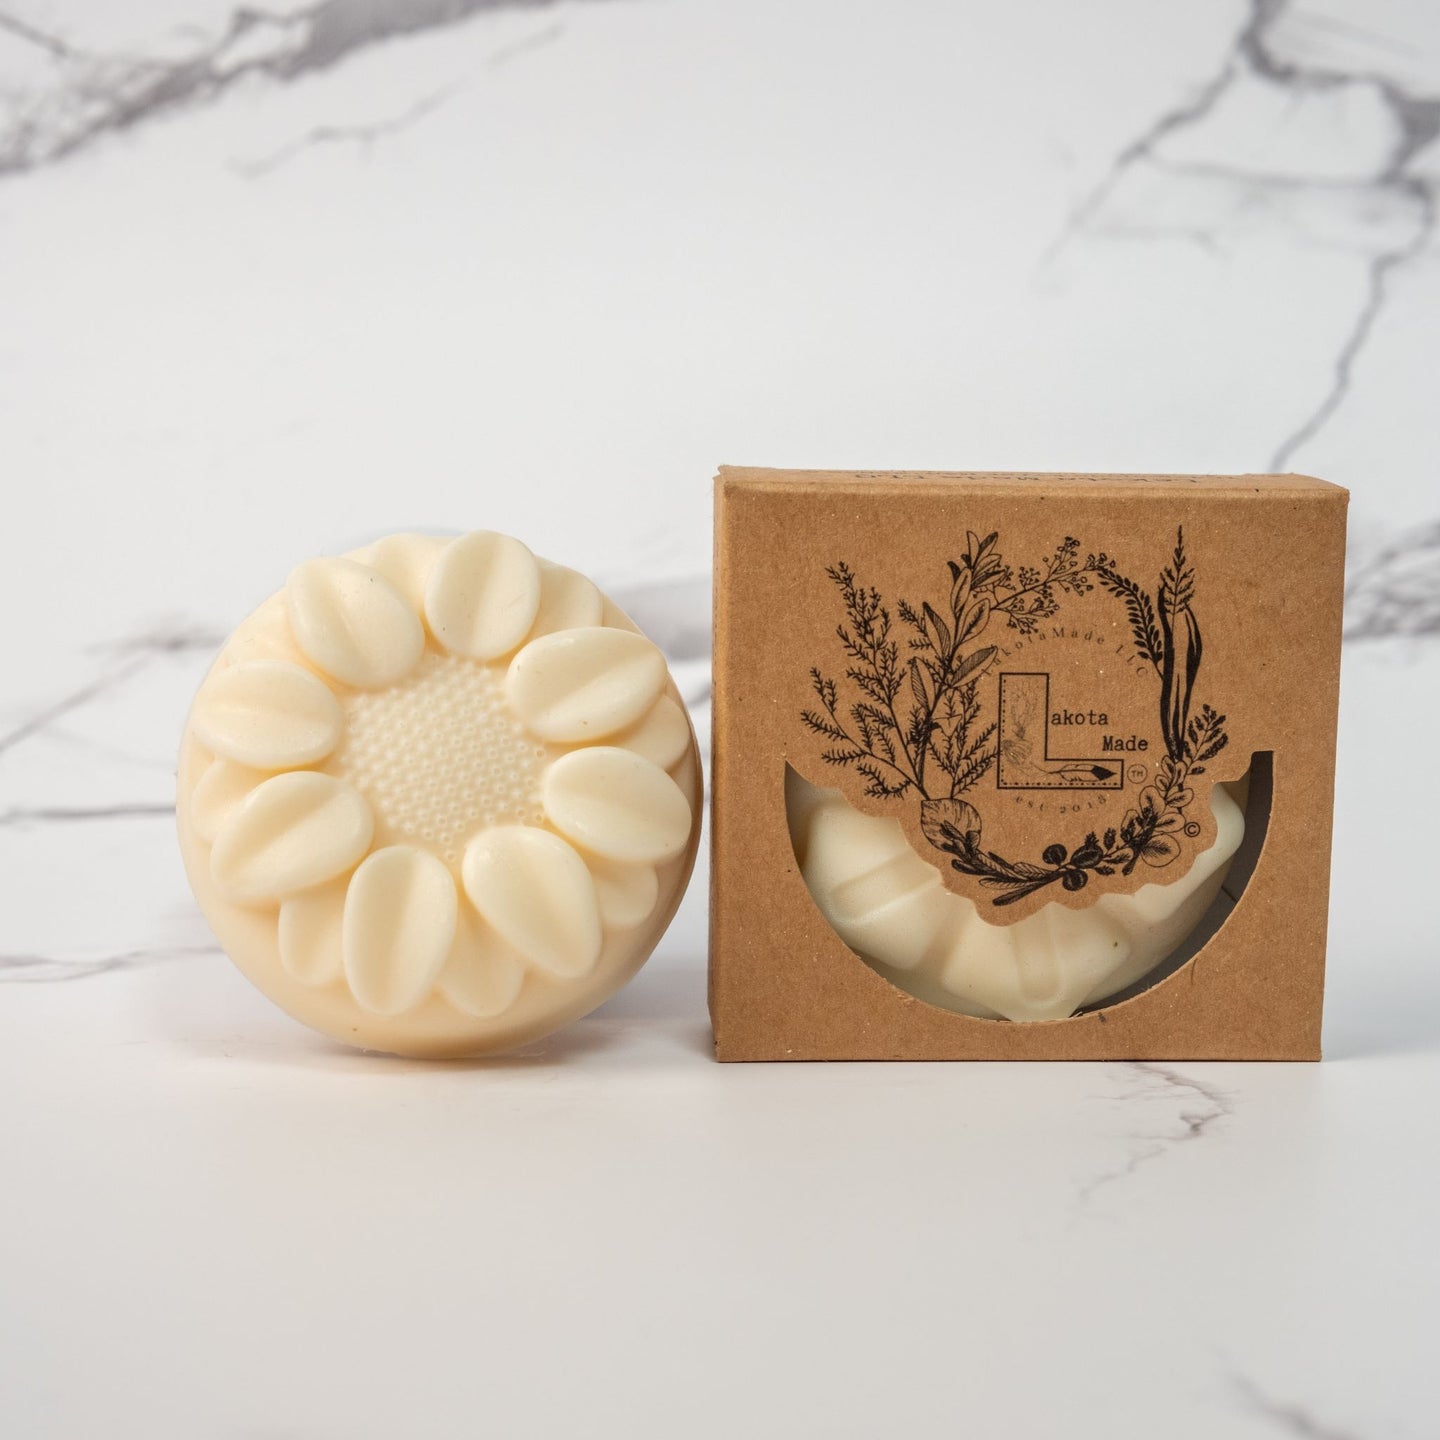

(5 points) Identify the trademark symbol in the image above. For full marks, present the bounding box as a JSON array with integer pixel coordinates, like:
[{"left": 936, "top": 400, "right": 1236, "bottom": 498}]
[{"left": 1126, "top": 764, "right": 1147, "bottom": 784}]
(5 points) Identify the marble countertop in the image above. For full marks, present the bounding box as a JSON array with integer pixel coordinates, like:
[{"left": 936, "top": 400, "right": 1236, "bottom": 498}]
[{"left": 2, "top": 1, "right": 1437, "bottom": 1435}]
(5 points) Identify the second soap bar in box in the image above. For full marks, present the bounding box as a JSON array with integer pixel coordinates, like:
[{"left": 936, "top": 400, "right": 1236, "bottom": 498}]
[{"left": 710, "top": 467, "right": 1347, "bottom": 1061}]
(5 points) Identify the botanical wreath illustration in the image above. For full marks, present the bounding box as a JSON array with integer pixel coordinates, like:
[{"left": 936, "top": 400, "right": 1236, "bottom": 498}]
[
  {"left": 186, "top": 531, "right": 694, "bottom": 1018},
  {"left": 802, "top": 527, "right": 1228, "bottom": 906}
]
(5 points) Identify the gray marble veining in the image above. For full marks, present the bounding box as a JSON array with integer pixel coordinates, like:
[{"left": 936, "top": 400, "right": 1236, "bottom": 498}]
[
  {"left": 1073, "top": 1061, "right": 1234, "bottom": 1209},
  {"left": 0, "top": 0, "right": 587, "bottom": 176},
  {"left": 1055, "top": 0, "right": 1439, "bottom": 483}
]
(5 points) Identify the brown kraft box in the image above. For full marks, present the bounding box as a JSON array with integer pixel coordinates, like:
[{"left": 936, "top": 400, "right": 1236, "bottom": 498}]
[{"left": 710, "top": 467, "right": 1348, "bottom": 1061}]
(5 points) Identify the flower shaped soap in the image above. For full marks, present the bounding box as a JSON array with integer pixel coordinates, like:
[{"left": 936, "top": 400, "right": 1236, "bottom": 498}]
[
  {"left": 789, "top": 772, "right": 1245, "bottom": 1022},
  {"left": 177, "top": 532, "right": 701, "bottom": 1057}
]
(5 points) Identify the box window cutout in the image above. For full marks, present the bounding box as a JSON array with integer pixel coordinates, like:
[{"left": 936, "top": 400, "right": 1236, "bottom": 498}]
[{"left": 785, "top": 755, "right": 1269, "bottom": 1023}]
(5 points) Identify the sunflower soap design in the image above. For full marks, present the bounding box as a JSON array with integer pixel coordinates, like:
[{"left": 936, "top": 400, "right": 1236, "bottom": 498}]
[
  {"left": 788, "top": 772, "right": 1244, "bottom": 1023},
  {"left": 177, "top": 531, "right": 701, "bottom": 1057}
]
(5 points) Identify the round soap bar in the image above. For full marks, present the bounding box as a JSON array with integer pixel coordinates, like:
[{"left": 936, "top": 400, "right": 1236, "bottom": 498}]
[
  {"left": 789, "top": 773, "right": 1245, "bottom": 1022},
  {"left": 177, "top": 531, "right": 702, "bottom": 1058}
]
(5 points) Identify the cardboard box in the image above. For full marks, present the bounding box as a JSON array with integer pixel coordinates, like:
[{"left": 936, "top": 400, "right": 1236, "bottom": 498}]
[{"left": 710, "top": 468, "right": 1348, "bottom": 1061}]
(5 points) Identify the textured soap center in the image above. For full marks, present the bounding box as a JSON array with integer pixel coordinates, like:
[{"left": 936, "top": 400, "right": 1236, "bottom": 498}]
[{"left": 339, "top": 651, "right": 547, "bottom": 861}]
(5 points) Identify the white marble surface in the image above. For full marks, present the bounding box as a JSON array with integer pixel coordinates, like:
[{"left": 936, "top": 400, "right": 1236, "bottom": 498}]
[{"left": 2, "top": 1, "right": 1438, "bottom": 1435}]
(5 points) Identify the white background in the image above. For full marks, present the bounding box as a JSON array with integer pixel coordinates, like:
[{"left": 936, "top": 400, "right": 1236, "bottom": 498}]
[{"left": 1, "top": 1, "right": 1437, "bottom": 1435}]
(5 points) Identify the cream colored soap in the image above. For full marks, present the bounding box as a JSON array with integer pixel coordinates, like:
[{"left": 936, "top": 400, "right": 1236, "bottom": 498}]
[
  {"left": 177, "top": 531, "right": 702, "bottom": 1058},
  {"left": 790, "top": 773, "right": 1245, "bottom": 1022}
]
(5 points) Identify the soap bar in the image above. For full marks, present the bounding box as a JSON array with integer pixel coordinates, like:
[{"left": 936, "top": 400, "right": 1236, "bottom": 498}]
[
  {"left": 789, "top": 772, "right": 1244, "bottom": 1022},
  {"left": 176, "top": 531, "right": 701, "bottom": 1058}
]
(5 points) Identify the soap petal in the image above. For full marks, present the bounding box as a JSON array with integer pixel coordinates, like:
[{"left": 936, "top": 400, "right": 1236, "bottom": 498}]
[
  {"left": 210, "top": 772, "right": 373, "bottom": 903},
  {"left": 190, "top": 759, "right": 267, "bottom": 843},
  {"left": 342, "top": 846, "right": 457, "bottom": 1016},
  {"left": 609, "top": 695, "right": 691, "bottom": 771},
  {"left": 461, "top": 826, "right": 602, "bottom": 979},
  {"left": 940, "top": 912, "right": 1020, "bottom": 1005},
  {"left": 190, "top": 660, "right": 342, "bottom": 770},
  {"left": 803, "top": 795, "right": 952, "bottom": 971},
  {"left": 437, "top": 906, "right": 526, "bottom": 1018},
  {"left": 278, "top": 879, "right": 347, "bottom": 987},
  {"left": 424, "top": 531, "right": 542, "bottom": 660},
  {"left": 588, "top": 857, "right": 661, "bottom": 930},
  {"left": 285, "top": 557, "right": 425, "bottom": 689},
  {"left": 542, "top": 747, "right": 692, "bottom": 864},
  {"left": 528, "top": 561, "right": 604, "bottom": 639},
  {"left": 1012, "top": 908, "right": 1067, "bottom": 1010},
  {"left": 224, "top": 593, "right": 314, "bottom": 672},
  {"left": 362, "top": 532, "right": 448, "bottom": 615},
  {"left": 506, "top": 627, "right": 666, "bottom": 743}
]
